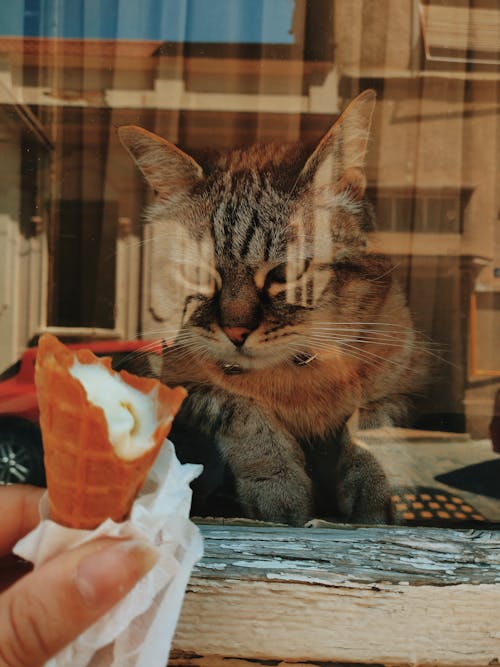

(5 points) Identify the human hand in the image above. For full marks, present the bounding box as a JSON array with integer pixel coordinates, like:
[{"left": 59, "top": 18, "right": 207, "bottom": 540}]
[{"left": 0, "top": 485, "right": 158, "bottom": 667}]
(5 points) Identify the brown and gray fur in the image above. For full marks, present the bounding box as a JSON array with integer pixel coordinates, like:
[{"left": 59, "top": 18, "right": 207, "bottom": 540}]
[{"left": 118, "top": 91, "right": 426, "bottom": 525}]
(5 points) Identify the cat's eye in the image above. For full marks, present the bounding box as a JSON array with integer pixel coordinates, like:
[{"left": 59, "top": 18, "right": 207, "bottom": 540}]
[
  {"left": 266, "top": 263, "right": 287, "bottom": 285},
  {"left": 266, "top": 259, "right": 311, "bottom": 287},
  {"left": 332, "top": 259, "right": 359, "bottom": 273}
]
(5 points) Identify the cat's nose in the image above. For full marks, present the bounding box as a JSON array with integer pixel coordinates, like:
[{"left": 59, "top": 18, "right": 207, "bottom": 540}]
[{"left": 222, "top": 326, "right": 251, "bottom": 347}]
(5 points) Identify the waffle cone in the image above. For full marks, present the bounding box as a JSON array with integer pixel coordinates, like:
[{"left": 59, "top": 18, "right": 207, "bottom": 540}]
[{"left": 35, "top": 334, "right": 187, "bottom": 529}]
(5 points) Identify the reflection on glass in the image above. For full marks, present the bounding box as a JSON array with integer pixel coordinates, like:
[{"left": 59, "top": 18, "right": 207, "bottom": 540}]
[{"left": 0, "top": 0, "right": 498, "bottom": 526}]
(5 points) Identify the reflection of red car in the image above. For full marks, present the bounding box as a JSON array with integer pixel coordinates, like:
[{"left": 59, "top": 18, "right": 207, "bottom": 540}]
[{"left": 0, "top": 339, "right": 162, "bottom": 486}]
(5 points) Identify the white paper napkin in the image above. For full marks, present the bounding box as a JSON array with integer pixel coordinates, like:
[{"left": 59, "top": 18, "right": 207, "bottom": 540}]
[{"left": 14, "top": 441, "right": 204, "bottom": 667}]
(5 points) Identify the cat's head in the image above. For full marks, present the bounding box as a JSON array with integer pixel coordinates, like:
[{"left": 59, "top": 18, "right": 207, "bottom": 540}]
[{"left": 118, "top": 90, "right": 395, "bottom": 372}]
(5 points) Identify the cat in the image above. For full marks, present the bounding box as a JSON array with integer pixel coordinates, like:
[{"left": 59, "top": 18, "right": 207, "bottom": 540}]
[{"left": 118, "top": 90, "right": 425, "bottom": 525}]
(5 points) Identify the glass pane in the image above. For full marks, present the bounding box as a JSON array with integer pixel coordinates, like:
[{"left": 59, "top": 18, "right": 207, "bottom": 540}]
[{"left": 0, "top": 0, "right": 498, "bottom": 528}]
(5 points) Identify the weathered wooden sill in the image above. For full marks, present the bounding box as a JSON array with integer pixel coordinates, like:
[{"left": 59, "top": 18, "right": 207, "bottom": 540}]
[{"left": 170, "top": 523, "right": 500, "bottom": 667}]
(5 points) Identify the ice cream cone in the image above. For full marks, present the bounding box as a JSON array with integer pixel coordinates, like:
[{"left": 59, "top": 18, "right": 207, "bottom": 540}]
[{"left": 35, "top": 334, "right": 187, "bottom": 529}]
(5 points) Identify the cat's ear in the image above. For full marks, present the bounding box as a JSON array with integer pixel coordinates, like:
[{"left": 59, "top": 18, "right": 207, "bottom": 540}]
[
  {"left": 298, "top": 89, "right": 376, "bottom": 200},
  {"left": 118, "top": 126, "right": 203, "bottom": 195}
]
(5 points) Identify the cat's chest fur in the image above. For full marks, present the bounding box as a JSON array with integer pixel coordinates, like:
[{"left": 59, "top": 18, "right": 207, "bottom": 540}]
[
  {"left": 224, "top": 363, "right": 361, "bottom": 439},
  {"left": 165, "top": 351, "right": 362, "bottom": 440}
]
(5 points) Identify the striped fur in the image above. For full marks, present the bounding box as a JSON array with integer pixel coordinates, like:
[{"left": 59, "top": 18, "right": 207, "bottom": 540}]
[{"left": 118, "top": 91, "right": 426, "bottom": 525}]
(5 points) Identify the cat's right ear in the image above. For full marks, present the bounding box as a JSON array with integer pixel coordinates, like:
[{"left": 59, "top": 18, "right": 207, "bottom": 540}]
[
  {"left": 117, "top": 126, "right": 203, "bottom": 196},
  {"left": 297, "top": 89, "right": 376, "bottom": 200}
]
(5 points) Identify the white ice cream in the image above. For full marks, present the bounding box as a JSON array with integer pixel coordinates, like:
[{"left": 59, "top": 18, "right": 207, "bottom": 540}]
[{"left": 70, "top": 359, "right": 163, "bottom": 461}]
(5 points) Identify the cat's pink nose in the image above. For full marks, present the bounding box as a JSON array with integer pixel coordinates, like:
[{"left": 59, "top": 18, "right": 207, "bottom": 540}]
[{"left": 222, "top": 326, "right": 251, "bottom": 347}]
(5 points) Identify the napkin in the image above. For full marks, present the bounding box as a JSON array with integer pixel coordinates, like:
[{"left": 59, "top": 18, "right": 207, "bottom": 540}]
[{"left": 14, "top": 441, "right": 203, "bottom": 667}]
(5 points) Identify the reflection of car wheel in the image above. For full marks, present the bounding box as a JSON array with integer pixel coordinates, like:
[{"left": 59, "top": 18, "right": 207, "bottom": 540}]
[{"left": 0, "top": 418, "right": 45, "bottom": 486}]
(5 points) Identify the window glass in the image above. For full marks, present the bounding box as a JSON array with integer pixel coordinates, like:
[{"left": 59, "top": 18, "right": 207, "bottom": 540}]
[{"left": 0, "top": 0, "right": 498, "bottom": 527}]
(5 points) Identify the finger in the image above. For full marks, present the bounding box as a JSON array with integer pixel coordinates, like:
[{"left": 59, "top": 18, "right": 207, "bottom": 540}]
[
  {"left": 0, "top": 486, "right": 44, "bottom": 556},
  {"left": 0, "top": 536, "right": 158, "bottom": 667}
]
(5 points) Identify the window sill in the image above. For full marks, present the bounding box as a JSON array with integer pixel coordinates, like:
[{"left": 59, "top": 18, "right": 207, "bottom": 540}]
[{"left": 171, "top": 523, "right": 500, "bottom": 667}]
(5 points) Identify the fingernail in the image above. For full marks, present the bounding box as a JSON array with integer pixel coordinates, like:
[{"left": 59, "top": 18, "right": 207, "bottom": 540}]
[{"left": 75, "top": 540, "right": 159, "bottom": 609}]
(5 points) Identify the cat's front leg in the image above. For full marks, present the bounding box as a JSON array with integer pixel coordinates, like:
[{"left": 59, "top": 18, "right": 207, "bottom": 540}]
[
  {"left": 172, "top": 386, "right": 313, "bottom": 525},
  {"left": 336, "top": 434, "right": 392, "bottom": 524},
  {"left": 179, "top": 385, "right": 313, "bottom": 525},
  {"left": 215, "top": 397, "right": 313, "bottom": 526}
]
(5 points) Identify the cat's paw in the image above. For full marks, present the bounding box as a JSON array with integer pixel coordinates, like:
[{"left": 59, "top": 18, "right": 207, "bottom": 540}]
[
  {"left": 337, "top": 441, "right": 392, "bottom": 523},
  {"left": 237, "top": 464, "right": 313, "bottom": 526}
]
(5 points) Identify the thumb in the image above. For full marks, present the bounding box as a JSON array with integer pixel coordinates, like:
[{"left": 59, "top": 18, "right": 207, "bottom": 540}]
[{"left": 0, "top": 537, "right": 158, "bottom": 667}]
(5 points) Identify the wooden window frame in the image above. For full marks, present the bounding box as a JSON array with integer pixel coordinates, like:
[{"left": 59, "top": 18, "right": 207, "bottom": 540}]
[
  {"left": 419, "top": 1, "right": 500, "bottom": 67},
  {"left": 171, "top": 522, "right": 500, "bottom": 666},
  {"left": 470, "top": 292, "right": 500, "bottom": 378}
]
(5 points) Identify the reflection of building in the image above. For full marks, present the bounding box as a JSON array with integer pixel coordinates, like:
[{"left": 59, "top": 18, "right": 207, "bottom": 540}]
[{"left": 0, "top": 0, "right": 498, "bottom": 435}]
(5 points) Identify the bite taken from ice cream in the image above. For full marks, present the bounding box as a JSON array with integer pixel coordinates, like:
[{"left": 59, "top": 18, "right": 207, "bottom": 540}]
[{"left": 35, "top": 334, "right": 187, "bottom": 529}]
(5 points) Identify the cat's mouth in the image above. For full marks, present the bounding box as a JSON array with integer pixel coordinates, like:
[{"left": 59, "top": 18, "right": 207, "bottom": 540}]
[
  {"left": 215, "top": 348, "right": 265, "bottom": 372},
  {"left": 217, "top": 351, "right": 317, "bottom": 375},
  {"left": 198, "top": 327, "right": 317, "bottom": 372}
]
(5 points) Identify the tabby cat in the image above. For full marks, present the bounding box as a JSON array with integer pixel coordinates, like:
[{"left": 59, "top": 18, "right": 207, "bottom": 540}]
[{"left": 118, "top": 90, "right": 424, "bottom": 525}]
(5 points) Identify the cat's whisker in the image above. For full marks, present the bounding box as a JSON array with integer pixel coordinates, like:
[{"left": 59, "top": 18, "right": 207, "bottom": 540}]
[
  {"left": 309, "top": 331, "right": 414, "bottom": 346},
  {"left": 365, "top": 263, "right": 401, "bottom": 282},
  {"left": 171, "top": 334, "right": 208, "bottom": 349},
  {"left": 309, "top": 329, "right": 414, "bottom": 340},
  {"left": 139, "top": 326, "right": 199, "bottom": 339},
  {"left": 317, "top": 332, "right": 441, "bottom": 351},
  {"left": 172, "top": 342, "right": 206, "bottom": 357},
  {"left": 309, "top": 322, "right": 411, "bottom": 331},
  {"left": 136, "top": 329, "right": 208, "bottom": 357},
  {"left": 309, "top": 327, "right": 424, "bottom": 342},
  {"left": 338, "top": 344, "right": 410, "bottom": 368},
  {"left": 313, "top": 323, "right": 437, "bottom": 344},
  {"left": 333, "top": 346, "right": 398, "bottom": 369},
  {"left": 308, "top": 326, "right": 408, "bottom": 337},
  {"left": 105, "top": 340, "right": 166, "bottom": 369},
  {"left": 168, "top": 341, "right": 209, "bottom": 363},
  {"left": 308, "top": 327, "right": 446, "bottom": 355},
  {"left": 308, "top": 343, "right": 388, "bottom": 370},
  {"left": 310, "top": 333, "right": 442, "bottom": 354},
  {"left": 308, "top": 330, "right": 412, "bottom": 345},
  {"left": 310, "top": 323, "right": 417, "bottom": 334},
  {"left": 311, "top": 320, "right": 416, "bottom": 328},
  {"left": 303, "top": 337, "right": 406, "bottom": 369},
  {"left": 286, "top": 336, "right": 356, "bottom": 360},
  {"left": 139, "top": 325, "right": 184, "bottom": 335},
  {"left": 311, "top": 338, "right": 415, "bottom": 364},
  {"left": 338, "top": 337, "right": 450, "bottom": 366}
]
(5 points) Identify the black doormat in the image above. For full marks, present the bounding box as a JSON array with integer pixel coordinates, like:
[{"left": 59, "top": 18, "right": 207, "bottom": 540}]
[{"left": 391, "top": 486, "right": 488, "bottom": 527}]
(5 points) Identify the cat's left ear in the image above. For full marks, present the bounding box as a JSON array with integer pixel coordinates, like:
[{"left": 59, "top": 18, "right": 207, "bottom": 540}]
[
  {"left": 298, "top": 89, "right": 376, "bottom": 200},
  {"left": 118, "top": 126, "right": 203, "bottom": 196}
]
